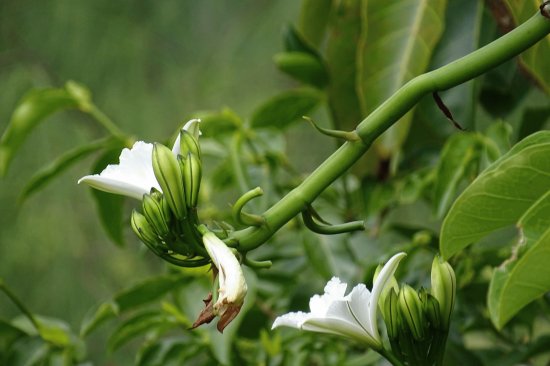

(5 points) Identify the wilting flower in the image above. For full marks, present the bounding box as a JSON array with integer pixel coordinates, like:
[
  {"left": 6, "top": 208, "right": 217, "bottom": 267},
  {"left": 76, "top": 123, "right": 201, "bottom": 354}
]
[
  {"left": 78, "top": 119, "right": 200, "bottom": 200},
  {"left": 193, "top": 230, "right": 248, "bottom": 332},
  {"left": 272, "top": 252, "right": 406, "bottom": 349}
]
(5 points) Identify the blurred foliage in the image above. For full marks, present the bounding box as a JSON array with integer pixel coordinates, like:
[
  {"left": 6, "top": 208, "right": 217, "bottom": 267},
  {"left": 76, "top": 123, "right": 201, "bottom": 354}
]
[{"left": 1, "top": 0, "right": 549, "bottom": 365}]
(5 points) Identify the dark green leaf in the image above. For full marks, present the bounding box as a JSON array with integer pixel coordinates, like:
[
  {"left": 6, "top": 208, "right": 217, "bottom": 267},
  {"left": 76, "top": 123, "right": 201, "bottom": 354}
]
[
  {"left": 440, "top": 131, "right": 550, "bottom": 259},
  {"left": 0, "top": 87, "right": 79, "bottom": 176},
  {"left": 301, "top": 231, "right": 335, "bottom": 279},
  {"left": 298, "top": 0, "right": 332, "bottom": 47},
  {"left": 108, "top": 310, "right": 173, "bottom": 352},
  {"left": 80, "top": 302, "right": 119, "bottom": 338},
  {"left": 81, "top": 274, "right": 188, "bottom": 337},
  {"left": 89, "top": 148, "right": 127, "bottom": 247},
  {"left": 358, "top": 0, "right": 447, "bottom": 158},
  {"left": 20, "top": 137, "right": 118, "bottom": 202},
  {"left": 488, "top": 190, "right": 550, "bottom": 329},
  {"left": 274, "top": 52, "right": 328, "bottom": 88},
  {"left": 433, "top": 133, "right": 479, "bottom": 218},
  {"left": 325, "top": 0, "right": 363, "bottom": 130},
  {"left": 189, "top": 107, "right": 242, "bottom": 138},
  {"left": 250, "top": 88, "right": 323, "bottom": 129},
  {"left": 0, "top": 319, "right": 28, "bottom": 352}
]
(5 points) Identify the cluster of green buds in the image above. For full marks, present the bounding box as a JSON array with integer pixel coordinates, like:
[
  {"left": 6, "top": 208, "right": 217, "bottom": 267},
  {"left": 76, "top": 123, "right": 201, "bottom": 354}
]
[
  {"left": 380, "top": 256, "right": 456, "bottom": 365},
  {"left": 129, "top": 124, "right": 208, "bottom": 267}
]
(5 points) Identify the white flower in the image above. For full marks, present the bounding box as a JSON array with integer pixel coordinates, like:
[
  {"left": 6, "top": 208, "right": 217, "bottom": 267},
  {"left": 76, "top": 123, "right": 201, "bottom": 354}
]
[
  {"left": 78, "top": 119, "right": 200, "bottom": 200},
  {"left": 200, "top": 231, "right": 247, "bottom": 332},
  {"left": 272, "top": 252, "right": 406, "bottom": 349}
]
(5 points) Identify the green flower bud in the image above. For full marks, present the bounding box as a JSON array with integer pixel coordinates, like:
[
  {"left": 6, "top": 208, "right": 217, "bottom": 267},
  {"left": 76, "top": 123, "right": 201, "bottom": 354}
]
[
  {"left": 424, "top": 294, "right": 442, "bottom": 330},
  {"left": 382, "top": 289, "right": 400, "bottom": 340},
  {"left": 431, "top": 256, "right": 456, "bottom": 330},
  {"left": 181, "top": 152, "right": 202, "bottom": 208},
  {"left": 374, "top": 263, "right": 399, "bottom": 312},
  {"left": 152, "top": 143, "right": 186, "bottom": 219},
  {"left": 142, "top": 193, "right": 170, "bottom": 237},
  {"left": 131, "top": 209, "right": 160, "bottom": 247},
  {"left": 179, "top": 130, "right": 201, "bottom": 159},
  {"left": 398, "top": 285, "right": 425, "bottom": 340}
]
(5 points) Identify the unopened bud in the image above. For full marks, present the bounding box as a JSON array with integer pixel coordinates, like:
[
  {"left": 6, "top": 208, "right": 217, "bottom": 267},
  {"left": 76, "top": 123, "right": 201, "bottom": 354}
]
[
  {"left": 374, "top": 263, "right": 399, "bottom": 312},
  {"left": 382, "top": 289, "right": 400, "bottom": 340},
  {"left": 152, "top": 143, "right": 186, "bottom": 219},
  {"left": 181, "top": 152, "right": 202, "bottom": 208},
  {"left": 424, "top": 294, "right": 442, "bottom": 330},
  {"left": 398, "top": 285, "right": 425, "bottom": 340},
  {"left": 179, "top": 130, "right": 201, "bottom": 158},
  {"left": 142, "top": 193, "right": 170, "bottom": 237},
  {"left": 431, "top": 256, "right": 456, "bottom": 330},
  {"left": 131, "top": 210, "right": 160, "bottom": 247}
]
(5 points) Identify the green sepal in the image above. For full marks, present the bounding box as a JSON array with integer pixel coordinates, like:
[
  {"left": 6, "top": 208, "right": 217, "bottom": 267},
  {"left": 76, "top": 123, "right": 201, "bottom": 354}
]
[
  {"left": 382, "top": 289, "right": 400, "bottom": 340},
  {"left": 182, "top": 152, "right": 202, "bottom": 208},
  {"left": 431, "top": 256, "right": 456, "bottom": 330},
  {"left": 152, "top": 143, "right": 186, "bottom": 219},
  {"left": 142, "top": 193, "right": 170, "bottom": 237},
  {"left": 179, "top": 129, "right": 201, "bottom": 158},
  {"left": 398, "top": 285, "right": 425, "bottom": 341},
  {"left": 131, "top": 210, "right": 160, "bottom": 248}
]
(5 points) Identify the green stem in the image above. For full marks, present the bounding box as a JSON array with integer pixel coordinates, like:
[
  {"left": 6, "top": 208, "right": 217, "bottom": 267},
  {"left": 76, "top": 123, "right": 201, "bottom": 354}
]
[
  {"left": 230, "top": 9, "right": 550, "bottom": 252},
  {"left": 0, "top": 280, "right": 41, "bottom": 332},
  {"left": 88, "top": 104, "right": 130, "bottom": 145}
]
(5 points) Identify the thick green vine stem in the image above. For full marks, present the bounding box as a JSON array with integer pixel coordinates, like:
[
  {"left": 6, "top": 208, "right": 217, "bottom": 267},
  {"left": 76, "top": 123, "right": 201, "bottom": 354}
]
[{"left": 229, "top": 8, "right": 550, "bottom": 252}]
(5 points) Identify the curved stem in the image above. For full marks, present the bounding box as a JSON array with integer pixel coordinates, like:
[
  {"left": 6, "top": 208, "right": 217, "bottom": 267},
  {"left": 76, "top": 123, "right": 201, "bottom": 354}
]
[
  {"left": 229, "top": 9, "right": 550, "bottom": 252},
  {"left": 0, "top": 280, "right": 42, "bottom": 332},
  {"left": 88, "top": 104, "right": 131, "bottom": 145}
]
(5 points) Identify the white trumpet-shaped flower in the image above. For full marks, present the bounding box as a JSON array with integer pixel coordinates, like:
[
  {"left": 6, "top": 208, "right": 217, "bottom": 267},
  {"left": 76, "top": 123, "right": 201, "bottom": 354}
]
[
  {"left": 78, "top": 119, "right": 200, "bottom": 200},
  {"left": 272, "top": 252, "right": 406, "bottom": 349}
]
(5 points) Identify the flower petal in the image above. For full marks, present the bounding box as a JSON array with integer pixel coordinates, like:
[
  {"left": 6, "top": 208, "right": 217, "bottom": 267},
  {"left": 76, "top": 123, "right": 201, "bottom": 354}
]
[
  {"left": 309, "top": 277, "right": 347, "bottom": 316},
  {"left": 368, "top": 252, "right": 407, "bottom": 341},
  {"left": 346, "top": 284, "right": 372, "bottom": 335},
  {"left": 78, "top": 141, "right": 160, "bottom": 199},
  {"left": 172, "top": 119, "right": 201, "bottom": 155},
  {"left": 303, "top": 316, "right": 378, "bottom": 346},
  {"left": 272, "top": 311, "right": 309, "bottom": 330}
]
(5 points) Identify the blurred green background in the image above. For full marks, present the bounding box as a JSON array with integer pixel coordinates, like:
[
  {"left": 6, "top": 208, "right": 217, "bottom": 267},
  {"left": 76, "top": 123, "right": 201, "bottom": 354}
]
[{"left": 0, "top": 0, "right": 302, "bottom": 362}]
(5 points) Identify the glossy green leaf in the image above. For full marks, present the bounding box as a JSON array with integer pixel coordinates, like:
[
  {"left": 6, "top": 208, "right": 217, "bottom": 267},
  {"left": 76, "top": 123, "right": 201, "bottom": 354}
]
[
  {"left": 108, "top": 310, "right": 171, "bottom": 352},
  {"left": 503, "top": 1, "right": 550, "bottom": 94},
  {"left": 433, "top": 133, "right": 479, "bottom": 218},
  {"left": 80, "top": 274, "right": 188, "bottom": 337},
  {"left": 325, "top": 0, "right": 363, "bottom": 130},
  {"left": 20, "top": 137, "right": 117, "bottom": 202},
  {"left": 89, "top": 148, "right": 126, "bottom": 247},
  {"left": 488, "top": 190, "right": 550, "bottom": 329},
  {"left": 358, "top": 0, "right": 447, "bottom": 158},
  {"left": 250, "top": 88, "right": 323, "bottom": 129},
  {"left": 440, "top": 131, "right": 550, "bottom": 259},
  {"left": 0, "top": 87, "right": 79, "bottom": 176},
  {"left": 298, "top": 0, "right": 332, "bottom": 47},
  {"left": 274, "top": 52, "right": 328, "bottom": 88}
]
